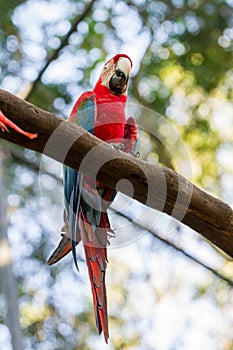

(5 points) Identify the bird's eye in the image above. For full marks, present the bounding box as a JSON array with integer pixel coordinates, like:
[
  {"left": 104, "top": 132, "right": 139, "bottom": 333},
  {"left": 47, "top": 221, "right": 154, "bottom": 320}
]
[
  {"left": 116, "top": 69, "right": 125, "bottom": 78},
  {"left": 103, "top": 65, "right": 108, "bottom": 70}
]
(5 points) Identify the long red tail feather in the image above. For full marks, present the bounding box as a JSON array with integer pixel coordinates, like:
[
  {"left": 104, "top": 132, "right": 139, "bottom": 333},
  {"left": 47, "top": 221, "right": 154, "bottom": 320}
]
[{"left": 79, "top": 211, "right": 109, "bottom": 343}]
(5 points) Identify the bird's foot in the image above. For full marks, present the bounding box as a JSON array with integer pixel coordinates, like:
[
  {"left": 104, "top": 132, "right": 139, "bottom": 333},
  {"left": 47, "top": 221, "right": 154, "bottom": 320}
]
[
  {"left": 0, "top": 121, "right": 9, "bottom": 132},
  {"left": 0, "top": 110, "right": 37, "bottom": 139},
  {"left": 111, "top": 143, "right": 125, "bottom": 151},
  {"left": 132, "top": 151, "right": 140, "bottom": 158}
]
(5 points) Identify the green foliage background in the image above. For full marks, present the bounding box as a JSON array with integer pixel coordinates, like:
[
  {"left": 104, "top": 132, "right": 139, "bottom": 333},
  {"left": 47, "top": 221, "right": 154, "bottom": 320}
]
[{"left": 0, "top": 0, "right": 233, "bottom": 349}]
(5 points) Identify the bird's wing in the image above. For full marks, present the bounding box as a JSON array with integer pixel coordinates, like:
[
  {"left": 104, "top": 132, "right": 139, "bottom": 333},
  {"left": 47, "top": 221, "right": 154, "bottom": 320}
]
[
  {"left": 123, "top": 116, "right": 138, "bottom": 154},
  {"left": 68, "top": 91, "right": 96, "bottom": 133},
  {"left": 47, "top": 91, "right": 97, "bottom": 268}
]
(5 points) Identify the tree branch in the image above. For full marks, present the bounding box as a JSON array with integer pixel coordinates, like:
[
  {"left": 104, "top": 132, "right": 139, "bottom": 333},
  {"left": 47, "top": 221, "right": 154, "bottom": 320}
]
[
  {"left": 1, "top": 89, "right": 233, "bottom": 258},
  {"left": 10, "top": 144, "right": 231, "bottom": 284}
]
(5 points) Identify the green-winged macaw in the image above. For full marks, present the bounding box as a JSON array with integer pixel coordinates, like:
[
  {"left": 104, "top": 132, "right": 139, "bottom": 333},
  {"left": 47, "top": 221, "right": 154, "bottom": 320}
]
[
  {"left": 0, "top": 110, "right": 37, "bottom": 139},
  {"left": 47, "top": 54, "right": 138, "bottom": 342}
]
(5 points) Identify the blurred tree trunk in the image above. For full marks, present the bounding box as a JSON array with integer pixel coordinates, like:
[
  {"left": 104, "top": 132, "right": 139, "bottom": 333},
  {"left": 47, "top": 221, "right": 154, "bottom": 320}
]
[{"left": 0, "top": 144, "right": 23, "bottom": 350}]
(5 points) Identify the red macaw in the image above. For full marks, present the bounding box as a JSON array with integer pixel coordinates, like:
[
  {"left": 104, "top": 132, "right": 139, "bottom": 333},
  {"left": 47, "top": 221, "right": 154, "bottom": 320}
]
[
  {"left": 47, "top": 54, "right": 138, "bottom": 342},
  {"left": 0, "top": 110, "right": 37, "bottom": 139}
]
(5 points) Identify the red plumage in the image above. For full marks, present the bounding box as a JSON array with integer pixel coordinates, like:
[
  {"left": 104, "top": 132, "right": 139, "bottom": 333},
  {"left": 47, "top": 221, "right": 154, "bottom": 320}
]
[{"left": 107, "top": 53, "right": 133, "bottom": 67}]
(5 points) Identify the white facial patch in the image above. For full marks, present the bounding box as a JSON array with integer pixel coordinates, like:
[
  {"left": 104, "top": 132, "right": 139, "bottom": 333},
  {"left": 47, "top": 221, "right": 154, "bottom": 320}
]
[
  {"left": 100, "top": 56, "right": 132, "bottom": 94},
  {"left": 116, "top": 57, "right": 131, "bottom": 77}
]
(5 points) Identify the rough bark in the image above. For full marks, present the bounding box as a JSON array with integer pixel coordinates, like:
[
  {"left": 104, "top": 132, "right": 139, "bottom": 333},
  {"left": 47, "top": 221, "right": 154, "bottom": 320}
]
[{"left": 0, "top": 89, "right": 233, "bottom": 258}]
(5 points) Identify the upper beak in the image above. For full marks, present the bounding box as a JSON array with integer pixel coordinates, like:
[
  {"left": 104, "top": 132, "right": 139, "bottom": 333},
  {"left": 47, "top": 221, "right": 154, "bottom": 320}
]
[{"left": 109, "top": 57, "right": 131, "bottom": 94}]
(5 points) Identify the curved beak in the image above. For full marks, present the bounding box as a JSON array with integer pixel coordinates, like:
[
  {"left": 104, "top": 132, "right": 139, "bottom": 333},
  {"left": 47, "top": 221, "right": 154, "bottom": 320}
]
[{"left": 109, "top": 57, "right": 132, "bottom": 95}]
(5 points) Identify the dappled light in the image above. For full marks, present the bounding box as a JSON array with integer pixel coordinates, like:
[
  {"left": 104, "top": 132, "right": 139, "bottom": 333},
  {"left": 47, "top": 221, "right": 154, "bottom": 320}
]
[{"left": 0, "top": 0, "right": 233, "bottom": 349}]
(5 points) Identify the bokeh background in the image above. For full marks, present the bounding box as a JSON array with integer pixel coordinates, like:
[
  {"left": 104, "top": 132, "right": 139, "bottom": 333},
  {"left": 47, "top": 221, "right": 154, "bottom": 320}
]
[{"left": 0, "top": 0, "right": 233, "bottom": 349}]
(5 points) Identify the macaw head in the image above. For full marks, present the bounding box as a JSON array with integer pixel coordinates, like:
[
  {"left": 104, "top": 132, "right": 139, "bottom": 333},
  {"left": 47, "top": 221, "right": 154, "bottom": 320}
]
[{"left": 98, "top": 54, "right": 132, "bottom": 95}]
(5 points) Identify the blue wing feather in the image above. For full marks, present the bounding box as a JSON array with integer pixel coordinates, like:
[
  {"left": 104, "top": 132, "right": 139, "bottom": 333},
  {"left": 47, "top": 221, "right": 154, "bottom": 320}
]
[
  {"left": 64, "top": 92, "right": 97, "bottom": 269},
  {"left": 70, "top": 91, "right": 96, "bottom": 132},
  {"left": 132, "top": 138, "right": 139, "bottom": 155}
]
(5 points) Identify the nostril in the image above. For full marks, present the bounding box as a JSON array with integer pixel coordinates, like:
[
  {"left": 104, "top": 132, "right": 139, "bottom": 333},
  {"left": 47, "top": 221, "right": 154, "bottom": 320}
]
[{"left": 116, "top": 70, "right": 126, "bottom": 79}]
